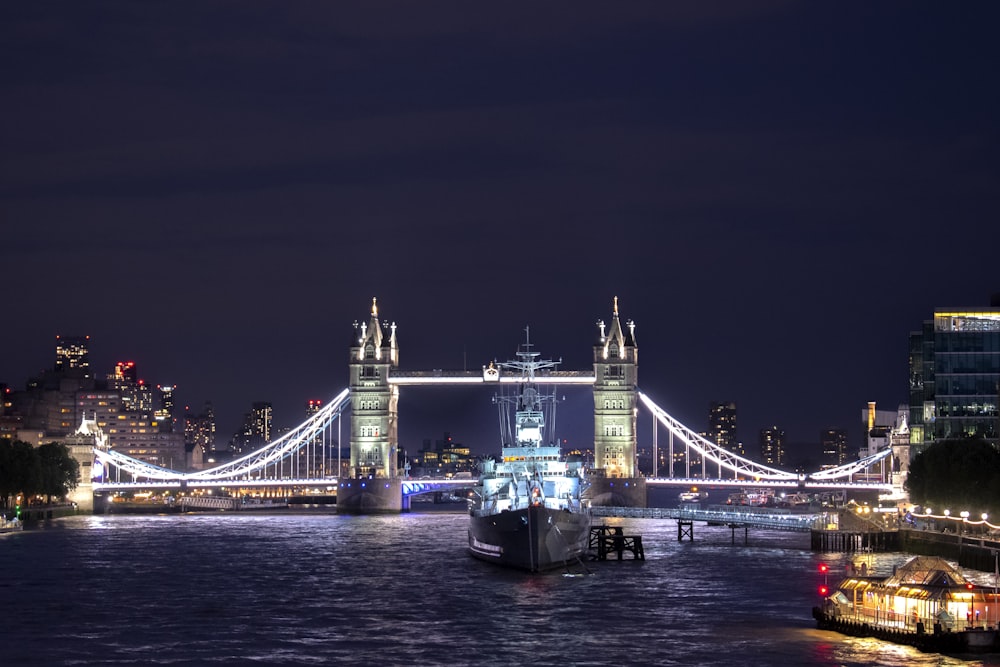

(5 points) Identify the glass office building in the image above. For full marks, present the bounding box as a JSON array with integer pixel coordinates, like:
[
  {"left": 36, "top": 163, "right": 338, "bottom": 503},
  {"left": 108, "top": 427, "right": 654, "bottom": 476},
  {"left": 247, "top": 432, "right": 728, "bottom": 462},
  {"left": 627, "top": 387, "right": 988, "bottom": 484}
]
[{"left": 908, "top": 304, "right": 1000, "bottom": 451}]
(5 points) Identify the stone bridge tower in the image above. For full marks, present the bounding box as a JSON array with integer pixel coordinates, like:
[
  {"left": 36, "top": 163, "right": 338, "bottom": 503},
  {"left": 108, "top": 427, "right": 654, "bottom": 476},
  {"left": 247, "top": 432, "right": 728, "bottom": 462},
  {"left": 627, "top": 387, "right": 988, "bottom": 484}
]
[
  {"left": 339, "top": 297, "right": 403, "bottom": 512},
  {"left": 588, "top": 297, "right": 646, "bottom": 507}
]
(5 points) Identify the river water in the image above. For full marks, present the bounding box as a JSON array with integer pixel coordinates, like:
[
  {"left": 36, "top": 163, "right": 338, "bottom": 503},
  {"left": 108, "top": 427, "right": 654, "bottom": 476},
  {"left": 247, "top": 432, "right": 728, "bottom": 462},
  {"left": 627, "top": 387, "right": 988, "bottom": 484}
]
[{"left": 3, "top": 510, "right": 999, "bottom": 667}]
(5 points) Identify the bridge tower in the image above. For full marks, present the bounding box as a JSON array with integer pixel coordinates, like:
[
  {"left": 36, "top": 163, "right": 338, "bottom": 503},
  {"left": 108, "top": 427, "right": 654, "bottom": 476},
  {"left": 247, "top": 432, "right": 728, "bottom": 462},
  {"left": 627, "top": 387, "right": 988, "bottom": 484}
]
[
  {"left": 587, "top": 297, "right": 646, "bottom": 507},
  {"left": 338, "top": 297, "right": 404, "bottom": 512}
]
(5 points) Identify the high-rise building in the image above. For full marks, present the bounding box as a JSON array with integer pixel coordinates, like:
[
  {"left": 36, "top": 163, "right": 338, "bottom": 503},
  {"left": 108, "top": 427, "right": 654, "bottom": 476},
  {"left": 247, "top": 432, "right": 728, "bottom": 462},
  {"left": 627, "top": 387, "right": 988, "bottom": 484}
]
[
  {"left": 155, "top": 384, "right": 177, "bottom": 427},
  {"left": 184, "top": 402, "right": 216, "bottom": 453},
  {"left": 108, "top": 361, "right": 153, "bottom": 414},
  {"left": 54, "top": 335, "right": 90, "bottom": 378},
  {"left": 819, "top": 428, "right": 848, "bottom": 469},
  {"left": 759, "top": 426, "right": 785, "bottom": 467},
  {"left": 708, "top": 401, "right": 741, "bottom": 455},
  {"left": 908, "top": 299, "right": 1000, "bottom": 452},
  {"left": 110, "top": 361, "right": 138, "bottom": 386},
  {"left": 251, "top": 402, "right": 273, "bottom": 443}
]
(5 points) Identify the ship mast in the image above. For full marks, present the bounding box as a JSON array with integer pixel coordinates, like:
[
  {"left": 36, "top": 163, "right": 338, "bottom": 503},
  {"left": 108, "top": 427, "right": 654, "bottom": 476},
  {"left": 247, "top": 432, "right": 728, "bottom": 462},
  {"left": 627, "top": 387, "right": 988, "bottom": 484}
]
[{"left": 495, "top": 327, "right": 561, "bottom": 449}]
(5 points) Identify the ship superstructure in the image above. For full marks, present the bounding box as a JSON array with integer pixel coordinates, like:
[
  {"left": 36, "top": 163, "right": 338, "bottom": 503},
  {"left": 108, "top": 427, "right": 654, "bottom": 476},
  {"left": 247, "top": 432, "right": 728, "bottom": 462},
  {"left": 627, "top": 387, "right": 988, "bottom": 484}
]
[{"left": 467, "top": 329, "right": 591, "bottom": 571}]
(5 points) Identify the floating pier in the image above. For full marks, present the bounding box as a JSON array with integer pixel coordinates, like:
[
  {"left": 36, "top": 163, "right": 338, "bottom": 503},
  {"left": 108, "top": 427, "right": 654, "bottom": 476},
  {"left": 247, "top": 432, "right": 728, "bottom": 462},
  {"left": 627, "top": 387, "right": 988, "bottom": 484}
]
[
  {"left": 590, "top": 525, "right": 645, "bottom": 561},
  {"left": 811, "top": 528, "right": 898, "bottom": 552}
]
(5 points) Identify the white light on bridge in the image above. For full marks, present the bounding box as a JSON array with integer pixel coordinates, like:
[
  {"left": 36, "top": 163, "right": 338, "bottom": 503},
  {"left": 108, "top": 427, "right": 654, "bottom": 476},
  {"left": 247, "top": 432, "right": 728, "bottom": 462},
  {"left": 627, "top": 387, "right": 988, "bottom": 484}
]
[{"left": 389, "top": 376, "right": 596, "bottom": 385}]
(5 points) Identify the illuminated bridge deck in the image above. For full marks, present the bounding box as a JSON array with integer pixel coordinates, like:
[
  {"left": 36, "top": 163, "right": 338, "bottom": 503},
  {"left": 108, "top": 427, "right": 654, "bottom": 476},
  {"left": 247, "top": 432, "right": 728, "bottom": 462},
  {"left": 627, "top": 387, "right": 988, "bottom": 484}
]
[{"left": 591, "top": 505, "right": 829, "bottom": 532}]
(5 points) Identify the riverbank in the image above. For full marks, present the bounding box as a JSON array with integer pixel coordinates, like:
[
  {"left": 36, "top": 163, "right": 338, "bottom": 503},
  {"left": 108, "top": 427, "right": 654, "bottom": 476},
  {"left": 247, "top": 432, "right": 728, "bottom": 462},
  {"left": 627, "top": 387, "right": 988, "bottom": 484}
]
[{"left": 899, "top": 528, "right": 1000, "bottom": 572}]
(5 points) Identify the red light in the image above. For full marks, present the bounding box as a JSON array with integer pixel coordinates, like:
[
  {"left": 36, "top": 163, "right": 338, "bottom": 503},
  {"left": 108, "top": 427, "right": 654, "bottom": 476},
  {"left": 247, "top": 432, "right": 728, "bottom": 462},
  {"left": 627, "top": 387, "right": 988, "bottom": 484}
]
[
  {"left": 819, "top": 563, "right": 828, "bottom": 573},
  {"left": 967, "top": 583, "right": 975, "bottom": 590},
  {"left": 819, "top": 585, "right": 829, "bottom": 596}
]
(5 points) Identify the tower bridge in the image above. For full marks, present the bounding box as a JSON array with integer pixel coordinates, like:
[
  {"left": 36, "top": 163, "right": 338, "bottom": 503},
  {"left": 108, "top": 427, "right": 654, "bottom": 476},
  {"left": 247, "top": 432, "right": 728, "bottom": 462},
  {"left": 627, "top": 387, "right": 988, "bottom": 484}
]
[{"left": 88, "top": 298, "right": 898, "bottom": 512}]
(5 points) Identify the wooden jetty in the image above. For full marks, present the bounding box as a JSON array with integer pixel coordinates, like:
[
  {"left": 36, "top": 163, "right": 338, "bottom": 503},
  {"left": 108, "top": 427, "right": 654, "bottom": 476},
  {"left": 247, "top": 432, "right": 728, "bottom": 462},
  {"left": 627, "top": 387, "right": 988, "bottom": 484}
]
[{"left": 590, "top": 525, "right": 645, "bottom": 561}]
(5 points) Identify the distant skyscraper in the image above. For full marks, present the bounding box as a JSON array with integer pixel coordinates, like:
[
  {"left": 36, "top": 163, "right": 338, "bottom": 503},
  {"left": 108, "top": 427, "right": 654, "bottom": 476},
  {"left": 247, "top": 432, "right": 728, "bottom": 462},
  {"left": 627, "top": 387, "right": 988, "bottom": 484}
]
[
  {"left": 306, "top": 399, "right": 322, "bottom": 417},
  {"left": 251, "top": 401, "right": 273, "bottom": 443},
  {"left": 109, "top": 361, "right": 152, "bottom": 414},
  {"left": 110, "top": 361, "right": 138, "bottom": 386},
  {"left": 819, "top": 428, "right": 848, "bottom": 469},
  {"left": 156, "top": 384, "right": 176, "bottom": 425},
  {"left": 54, "top": 335, "right": 90, "bottom": 377},
  {"left": 184, "top": 402, "right": 216, "bottom": 453},
  {"left": 909, "top": 300, "right": 1000, "bottom": 452},
  {"left": 758, "top": 426, "right": 785, "bottom": 467},
  {"left": 708, "top": 401, "right": 741, "bottom": 455}
]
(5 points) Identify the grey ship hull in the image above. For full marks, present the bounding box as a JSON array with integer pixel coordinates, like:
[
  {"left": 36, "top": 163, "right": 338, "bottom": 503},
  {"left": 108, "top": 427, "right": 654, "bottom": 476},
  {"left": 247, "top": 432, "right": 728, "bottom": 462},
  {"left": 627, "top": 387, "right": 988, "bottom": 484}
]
[{"left": 468, "top": 505, "right": 591, "bottom": 572}]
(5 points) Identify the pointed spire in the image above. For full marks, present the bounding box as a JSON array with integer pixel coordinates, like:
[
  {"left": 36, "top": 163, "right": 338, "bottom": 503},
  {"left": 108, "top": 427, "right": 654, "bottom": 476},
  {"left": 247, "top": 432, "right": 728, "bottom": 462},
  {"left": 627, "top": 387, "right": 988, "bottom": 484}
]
[
  {"left": 357, "top": 298, "right": 384, "bottom": 358},
  {"left": 605, "top": 296, "right": 626, "bottom": 358},
  {"left": 390, "top": 321, "right": 398, "bottom": 364}
]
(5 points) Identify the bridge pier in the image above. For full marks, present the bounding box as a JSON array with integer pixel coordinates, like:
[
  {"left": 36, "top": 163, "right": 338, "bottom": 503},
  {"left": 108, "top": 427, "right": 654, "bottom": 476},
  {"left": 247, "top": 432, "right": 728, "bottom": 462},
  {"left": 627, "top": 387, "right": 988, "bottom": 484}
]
[
  {"left": 678, "top": 519, "right": 694, "bottom": 541},
  {"left": 586, "top": 476, "right": 647, "bottom": 508},
  {"left": 729, "top": 523, "right": 748, "bottom": 545},
  {"left": 336, "top": 477, "right": 404, "bottom": 513}
]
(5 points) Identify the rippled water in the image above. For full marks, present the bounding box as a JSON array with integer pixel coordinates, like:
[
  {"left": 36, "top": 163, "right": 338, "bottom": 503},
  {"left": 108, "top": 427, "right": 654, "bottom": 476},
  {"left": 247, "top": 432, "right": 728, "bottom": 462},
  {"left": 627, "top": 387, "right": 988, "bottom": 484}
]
[{"left": 3, "top": 511, "right": 1000, "bottom": 666}]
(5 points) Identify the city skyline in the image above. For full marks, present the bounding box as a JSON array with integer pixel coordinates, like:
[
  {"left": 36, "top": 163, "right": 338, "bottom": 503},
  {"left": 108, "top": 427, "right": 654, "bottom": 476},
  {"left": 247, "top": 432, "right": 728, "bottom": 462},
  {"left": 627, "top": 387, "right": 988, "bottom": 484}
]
[
  {"left": 2, "top": 4, "right": 997, "bottom": 459},
  {"left": 0, "top": 327, "right": 920, "bottom": 464}
]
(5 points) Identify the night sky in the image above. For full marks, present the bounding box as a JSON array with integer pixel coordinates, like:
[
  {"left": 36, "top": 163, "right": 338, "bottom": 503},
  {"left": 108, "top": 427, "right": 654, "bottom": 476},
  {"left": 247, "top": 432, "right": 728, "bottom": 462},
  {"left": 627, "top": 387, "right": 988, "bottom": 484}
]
[{"left": 2, "top": 3, "right": 998, "bottom": 463}]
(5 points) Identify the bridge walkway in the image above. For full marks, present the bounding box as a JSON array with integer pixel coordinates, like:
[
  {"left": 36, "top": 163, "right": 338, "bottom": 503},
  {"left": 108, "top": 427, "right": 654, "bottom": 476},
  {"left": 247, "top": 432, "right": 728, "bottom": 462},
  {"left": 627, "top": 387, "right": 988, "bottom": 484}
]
[{"left": 591, "top": 505, "right": 828, "bottom": 532}]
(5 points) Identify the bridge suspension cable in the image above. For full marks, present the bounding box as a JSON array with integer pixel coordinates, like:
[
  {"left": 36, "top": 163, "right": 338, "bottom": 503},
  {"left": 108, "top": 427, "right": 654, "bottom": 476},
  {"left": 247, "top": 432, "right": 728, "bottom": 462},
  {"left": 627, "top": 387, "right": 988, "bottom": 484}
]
[
  {"left": 95, "top": 388, "right": 351, "bottom": 484},
  {"left": 637, "top": 390, "right": 893, "bottom": 483}
]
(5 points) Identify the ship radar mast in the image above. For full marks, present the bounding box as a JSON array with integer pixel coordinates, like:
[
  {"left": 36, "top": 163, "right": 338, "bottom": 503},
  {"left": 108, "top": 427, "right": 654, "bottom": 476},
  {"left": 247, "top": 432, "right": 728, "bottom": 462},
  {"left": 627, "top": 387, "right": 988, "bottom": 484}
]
[{"left": 495, "top": 327, "right": 562, "bottom": 450}]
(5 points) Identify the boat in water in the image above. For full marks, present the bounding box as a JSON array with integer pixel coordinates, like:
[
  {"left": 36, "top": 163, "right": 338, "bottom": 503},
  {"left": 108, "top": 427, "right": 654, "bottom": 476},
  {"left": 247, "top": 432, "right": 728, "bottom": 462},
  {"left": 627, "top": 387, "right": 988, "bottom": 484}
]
[
  {"left": 467, "top": 331, "right": 591, "bottom": 572},
  {"left": 814, "top": 555, "right": 1000, "bottom": 653},
  {"left": 678, "top": 487, "right": 708, "bottom": 503}
]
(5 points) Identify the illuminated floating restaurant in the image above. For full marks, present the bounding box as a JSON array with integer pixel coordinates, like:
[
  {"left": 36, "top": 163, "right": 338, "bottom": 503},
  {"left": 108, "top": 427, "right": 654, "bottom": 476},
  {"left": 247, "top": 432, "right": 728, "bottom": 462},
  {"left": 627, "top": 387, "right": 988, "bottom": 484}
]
[{"left": 814, "top": 556, "right": 1000, "bottom": 653}]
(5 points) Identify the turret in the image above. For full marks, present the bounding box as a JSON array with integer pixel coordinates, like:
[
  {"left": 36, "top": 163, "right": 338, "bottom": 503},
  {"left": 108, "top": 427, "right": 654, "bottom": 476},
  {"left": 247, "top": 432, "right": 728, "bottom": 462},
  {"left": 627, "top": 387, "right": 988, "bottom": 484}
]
[{"left": 592, "top": 296, "right": 638, "bottom": 478}]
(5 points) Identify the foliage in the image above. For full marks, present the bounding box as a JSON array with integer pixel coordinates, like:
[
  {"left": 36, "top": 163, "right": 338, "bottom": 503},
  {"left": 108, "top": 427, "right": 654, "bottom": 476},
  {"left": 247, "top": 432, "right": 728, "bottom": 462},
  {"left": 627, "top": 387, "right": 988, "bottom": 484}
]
[
  {"left": 37, "top": 442, "right": 80, "bottom": 502},
  {"left": 905, "top": 438, "right": 1000, "bottom": 517},
  {"left": 0, "top": 439, "right": 79, "bottom": 508}
]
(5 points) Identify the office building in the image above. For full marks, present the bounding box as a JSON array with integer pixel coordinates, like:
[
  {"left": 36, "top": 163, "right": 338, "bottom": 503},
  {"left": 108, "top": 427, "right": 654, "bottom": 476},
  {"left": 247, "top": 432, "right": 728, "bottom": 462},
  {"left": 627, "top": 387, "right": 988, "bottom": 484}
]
[
  {"left": 708, "top": 401, "right": 741, "bottom": 455},
  {"left": 819, "top": 428, "right": 848, "bottom": 469},
  {"left": 759, "top": 425, "right": 785, "bottom": 467},
  {"left": 908, "top": 299, "right": 1000, "bottom": 452},
  {"left": 54, "top": 335, "right": 91, "bottom": 378}
]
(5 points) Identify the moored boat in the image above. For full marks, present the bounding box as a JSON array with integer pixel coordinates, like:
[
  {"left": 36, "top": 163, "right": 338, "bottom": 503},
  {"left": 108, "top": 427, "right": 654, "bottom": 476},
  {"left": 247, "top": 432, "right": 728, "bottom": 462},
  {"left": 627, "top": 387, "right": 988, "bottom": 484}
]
[
  {"left": 814, "top": 555, "right": 1000, "bottom": 653},
  {"left": 467, "top": 331, "right": 591, "bottom": 572},
  {"left": 678, "top": 487, "right": 707, "bottom": 503}
]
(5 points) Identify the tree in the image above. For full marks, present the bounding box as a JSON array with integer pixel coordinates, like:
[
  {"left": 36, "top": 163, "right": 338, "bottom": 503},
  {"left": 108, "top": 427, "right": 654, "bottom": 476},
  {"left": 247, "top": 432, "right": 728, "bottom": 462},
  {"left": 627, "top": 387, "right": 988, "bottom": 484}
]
[
  {"left": 0, "top": 440, "right": 42, "bottom": 508},
  {"left": 0, "top": 439, "right": 80, "bottom": 508},
  {"left": 37, "top": 442, "right": 80, "bottom": 503},
  {"left": 906, "top": 438, "right": 1000, "bottom": 517}
]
